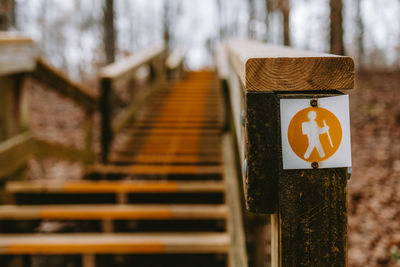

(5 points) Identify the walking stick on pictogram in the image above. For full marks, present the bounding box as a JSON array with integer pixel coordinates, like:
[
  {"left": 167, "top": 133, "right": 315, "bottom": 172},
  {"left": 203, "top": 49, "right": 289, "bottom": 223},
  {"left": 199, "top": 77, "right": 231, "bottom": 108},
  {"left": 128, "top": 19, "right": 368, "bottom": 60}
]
[{"left": 323, "top": 120, "right": 333, "bottom": 147}]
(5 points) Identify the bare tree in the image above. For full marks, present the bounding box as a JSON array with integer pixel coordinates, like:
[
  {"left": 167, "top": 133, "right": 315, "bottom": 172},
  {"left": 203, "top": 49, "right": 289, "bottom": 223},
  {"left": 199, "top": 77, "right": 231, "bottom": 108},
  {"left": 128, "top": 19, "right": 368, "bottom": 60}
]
[
  {"left": 0, "top": 0, "right": 16, "bottom": 30},
  {"left": 329, "top": 0, "right": 345, "bottom": 55},
  {"left": 266, "top": 0, "right": 290, "bottom": 45},
  {"left": 264, "top": 0, "right": 269, "bottom": 41},
  {"left": 103, "top": 0, "right": 116, "bottom": 64},
  {"left": 163, "top": 0, "right": 171, "bottom": 51},
  {"left": 216, "top": 0, "right": 226, "bottom": 41},
  {"left": 355, "top": 0, "right": 364, "bottom": 67},
  {"left": 280, "top": 0, "right": 290, "bottom": 46},
  {"left": 248, "top": 0, "right": 257, "bottom": 39}
]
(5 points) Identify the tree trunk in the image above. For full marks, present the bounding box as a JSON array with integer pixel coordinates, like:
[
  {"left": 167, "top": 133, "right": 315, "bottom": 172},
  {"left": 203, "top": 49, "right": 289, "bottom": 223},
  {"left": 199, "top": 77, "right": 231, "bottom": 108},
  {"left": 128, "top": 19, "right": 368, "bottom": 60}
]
[
  {"left": 0, "top": 0, "right": 15, "bottom": 30},
  {"left": 355, "top": 0, "right": 364, "bottom": 67},
  {"left": 280, "top": 0, "right": 290, "bottom": 46},
  {"left": 264, "top": 0, "right": 269, "bottom": 42},
  {"left": 248, "top": 0, "right": 256, "bottom": 39},
  {"left": 216, "top": 0, "right": 226, "bottom": 41},
  {"left": 163, "top": 0, "right": 171, "bottom": 51},
  {"left": 329, "top": 0, "right": 345, "bottom": 55},
  {"left": 103, "top": 0, "right": 116, "bottom": 65}
]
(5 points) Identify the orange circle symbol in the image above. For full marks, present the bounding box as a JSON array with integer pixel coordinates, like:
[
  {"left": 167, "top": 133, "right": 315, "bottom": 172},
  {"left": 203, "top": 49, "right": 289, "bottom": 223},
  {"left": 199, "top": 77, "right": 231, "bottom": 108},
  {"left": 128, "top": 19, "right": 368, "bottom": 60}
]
[{"left": 287, "top": 107, "right": 342, "bottom": 162}]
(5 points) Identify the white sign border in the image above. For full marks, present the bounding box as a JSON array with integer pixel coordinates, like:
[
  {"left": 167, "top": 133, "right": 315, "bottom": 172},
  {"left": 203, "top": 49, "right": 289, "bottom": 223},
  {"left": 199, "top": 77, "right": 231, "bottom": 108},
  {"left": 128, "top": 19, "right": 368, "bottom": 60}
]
[{"left": 280, "top": 95, "right": 352, "bottom": 170}]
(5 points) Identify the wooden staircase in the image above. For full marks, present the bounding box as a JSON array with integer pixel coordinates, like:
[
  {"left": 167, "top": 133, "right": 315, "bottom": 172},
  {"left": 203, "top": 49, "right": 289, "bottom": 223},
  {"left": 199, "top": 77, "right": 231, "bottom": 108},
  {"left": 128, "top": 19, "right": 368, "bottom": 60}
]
[{"left": 0, "top": 71, "right": 245, "bottom": 267}]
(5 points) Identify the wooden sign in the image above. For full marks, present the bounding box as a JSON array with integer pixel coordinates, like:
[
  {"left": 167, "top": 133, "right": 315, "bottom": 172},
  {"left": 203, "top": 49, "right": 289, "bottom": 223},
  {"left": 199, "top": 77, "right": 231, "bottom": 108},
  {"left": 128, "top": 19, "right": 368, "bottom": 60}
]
[{"left": 280, "top": 95, "right": 351, "bottom": 169}]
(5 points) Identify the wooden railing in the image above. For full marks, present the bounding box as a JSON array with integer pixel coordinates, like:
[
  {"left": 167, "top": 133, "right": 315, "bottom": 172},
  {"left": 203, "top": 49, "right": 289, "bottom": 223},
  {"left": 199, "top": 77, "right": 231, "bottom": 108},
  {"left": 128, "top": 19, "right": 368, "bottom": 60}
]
[
  {"left": 99, "top": 43, "right": 167, "bottom": 162},
  {"left": 0, "top": 33, "right": 98, "bottom": 182},
  {"left": 0, "top": 33, "right": 186, "bottom": 182},
  {"left": 218, "top": 40, "right": 354, "bottom": 266}
]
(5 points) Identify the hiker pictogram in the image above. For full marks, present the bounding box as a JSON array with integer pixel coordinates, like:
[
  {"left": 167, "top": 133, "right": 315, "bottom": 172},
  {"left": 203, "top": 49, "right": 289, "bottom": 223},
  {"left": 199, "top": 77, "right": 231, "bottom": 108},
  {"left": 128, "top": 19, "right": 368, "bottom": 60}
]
[{"left": 287, "top": 107, "right": 342, "bottom": 163}]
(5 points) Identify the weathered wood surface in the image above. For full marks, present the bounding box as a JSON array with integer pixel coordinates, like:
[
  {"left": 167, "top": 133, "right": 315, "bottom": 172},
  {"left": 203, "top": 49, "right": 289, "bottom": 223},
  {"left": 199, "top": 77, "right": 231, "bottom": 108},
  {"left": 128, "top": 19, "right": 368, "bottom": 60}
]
[
  {"left": 273, "top": 168, "right": 348, "bottom": 267},
  {"left": 101, "top": 43, "right": 166, "bottom": 82},
  {"left": 85, "top": 164, "right": 222, "bottom": 176},
  {"left": 5, "top": 180, "right": 226, "bottom": 194},
  {"left": 0, "top": 232, "right": 230, "bottom": 254},
  {"left": 33, "top": 138, "right": 94, "bottom": 163},
  {"left": 0, "top": 32, "right": 36, "bottom": 75},
  {"left": 0, "top": 204, "right": 227, "bottom": 220},
  {"left": 223, "top": 134, "right": 248, "bottom": 267},
  {"left": 227, "top": 40, "right": 354, "bottom": 91},
  {"left": 0, "top": 132, "right": 34, "bottom": 179},
  {"left": 166, "top": 46, "right": 185, "bottom": 70},
  {"left": 216, "top": 44, "right": 229, "bottom": 80},
  {"left": 244, "top": 92, "right": 279, "bottom": 213},
  {"left": 32, "top": 58, "right": 98, "bottom": 111}
]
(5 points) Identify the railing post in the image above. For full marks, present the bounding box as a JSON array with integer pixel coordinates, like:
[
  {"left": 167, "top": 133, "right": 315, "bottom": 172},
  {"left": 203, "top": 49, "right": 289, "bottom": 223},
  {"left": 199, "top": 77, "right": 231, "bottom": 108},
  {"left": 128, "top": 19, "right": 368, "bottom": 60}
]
[
  {"left": 226, "top": 40, "right": 354, "bottom": 266},
  {"left": 100, "top": 77, "right": 112, "bottom": 163}
]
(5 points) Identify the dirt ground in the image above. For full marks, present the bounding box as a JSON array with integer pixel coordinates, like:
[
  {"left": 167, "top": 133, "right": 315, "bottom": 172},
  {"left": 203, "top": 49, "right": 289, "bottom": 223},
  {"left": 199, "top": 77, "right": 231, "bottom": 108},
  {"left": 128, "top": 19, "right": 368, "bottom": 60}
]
[
  {"left": 27, "top": 71, "right": 400, "bottom": 266},
  {"left": 348, "top": 71, "right": 400, "bottom": 266}
]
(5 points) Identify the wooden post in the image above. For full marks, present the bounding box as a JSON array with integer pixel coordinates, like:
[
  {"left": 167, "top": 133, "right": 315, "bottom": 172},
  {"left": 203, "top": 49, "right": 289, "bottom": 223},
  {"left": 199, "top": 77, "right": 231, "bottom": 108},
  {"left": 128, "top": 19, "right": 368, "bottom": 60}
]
[
  {"left": 83, "top": 109, "right": 94, "bottom": 164},
  {"left": 100, "top": 77, "right": 112, "bottom": 163},
  {"left": 226, "top": 40, "right": 354, "bottom": 266},
  {"left": 99, "top": 43, "right": 166, "bottom": 163}
]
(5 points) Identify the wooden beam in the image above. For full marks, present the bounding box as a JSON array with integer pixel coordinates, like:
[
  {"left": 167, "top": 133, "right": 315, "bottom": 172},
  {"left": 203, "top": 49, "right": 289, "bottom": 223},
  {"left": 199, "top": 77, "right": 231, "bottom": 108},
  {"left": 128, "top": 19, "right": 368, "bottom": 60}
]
[
  {"left": 223, "top": 134, "right": 248, "bottom": 267},
  {"left": 0, "top": 132, "right": 33, "bottom": 180},
  {"left": 0, "top": 32, "right": 35, "bottom": 75},
  {"left": 31, "top": 58, "right": 98, "bottom": 111},
  {"left": 5, "top": 180, "right": 226, "bottom": 194},
  {"left": 33, "top": 138, "right": 94, "bottom": 163},
  {"left": 227, "top": 40, "right": 354, "bottom": 91},
  {"left": 0, "top": 232, "right": 230, "bottom": 254},
  {"left": 216, "top": 44, "right": 229, "bottom": 80},
  {"left": 0, "top": 204, "right": 227, "bottom": 220},
  {"left": 166, "top": 46, "right": 185, "bottom": 70},
  {"left": 85, "top": 164, "right": 222, "bottom": 176},
  {"left": 101, "top": 43, "right": 166, "bottom": 83}
]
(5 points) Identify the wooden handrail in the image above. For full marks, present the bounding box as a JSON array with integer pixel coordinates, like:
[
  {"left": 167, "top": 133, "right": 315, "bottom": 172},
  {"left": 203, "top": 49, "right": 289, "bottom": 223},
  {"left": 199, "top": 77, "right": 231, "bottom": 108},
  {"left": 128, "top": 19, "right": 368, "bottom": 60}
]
[
  {"left": 101, "top": 43, "right": 166, "bottom": 82},
  {"left": 0, "top": 132, "right": 95, "bottom": 181},
  {"left": 33, "top": 138, "right": 94, "bottom": 164},
  {"left": 31, "top": 58, "right": 98, "bottom": 111},
  {"left": 227, "top": 40, "right": 354, "bottom": 91},
  {"left": 166, "top": 46, "right": 185, "bottom": 70},
  {"left": 100, "top": 43, "right": 167, "bottom": 163},
  {"left": 0, "top": 132, "right": 34, "bottom": 180}
]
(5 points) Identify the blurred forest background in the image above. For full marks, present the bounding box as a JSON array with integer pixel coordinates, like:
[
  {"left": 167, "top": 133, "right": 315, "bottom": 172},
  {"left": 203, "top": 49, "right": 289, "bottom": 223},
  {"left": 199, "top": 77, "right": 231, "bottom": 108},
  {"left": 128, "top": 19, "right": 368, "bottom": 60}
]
[{"left": 0, "top": 0, "right": 399, "bottom": 267}]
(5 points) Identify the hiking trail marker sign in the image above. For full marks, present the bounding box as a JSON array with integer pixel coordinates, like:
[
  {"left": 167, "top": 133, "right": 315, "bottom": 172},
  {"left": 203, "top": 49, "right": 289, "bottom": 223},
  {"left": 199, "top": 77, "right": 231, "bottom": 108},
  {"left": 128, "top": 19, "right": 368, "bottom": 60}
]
[{"left": 280, "top": 95, "right": 352, "bottom": 169}]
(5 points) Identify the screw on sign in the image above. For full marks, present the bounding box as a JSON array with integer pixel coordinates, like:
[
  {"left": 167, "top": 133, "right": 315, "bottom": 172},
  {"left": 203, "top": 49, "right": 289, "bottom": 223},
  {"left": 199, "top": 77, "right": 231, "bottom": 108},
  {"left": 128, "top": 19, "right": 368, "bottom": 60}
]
[{"left": 280, "top": 95, "right": 352, "bottom": 170}]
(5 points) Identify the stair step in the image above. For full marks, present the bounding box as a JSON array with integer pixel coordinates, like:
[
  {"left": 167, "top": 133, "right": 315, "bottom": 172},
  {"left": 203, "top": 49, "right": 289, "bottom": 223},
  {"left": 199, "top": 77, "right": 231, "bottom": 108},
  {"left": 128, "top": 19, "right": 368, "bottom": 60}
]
[
  {"left": 109, "top": 154, "right": 221, "bottom": 165},
  {"left": 0, "top": 204, "right": 227, "bottom": 220},
  {"left": 0, "top": 232, "right": 230, "bottom": 254},
  {"left": 6, "top": 180, "right": 225, "bottom": 194},
  {"left": 85, "top": 164, "right": 222, "bottom": 176}
]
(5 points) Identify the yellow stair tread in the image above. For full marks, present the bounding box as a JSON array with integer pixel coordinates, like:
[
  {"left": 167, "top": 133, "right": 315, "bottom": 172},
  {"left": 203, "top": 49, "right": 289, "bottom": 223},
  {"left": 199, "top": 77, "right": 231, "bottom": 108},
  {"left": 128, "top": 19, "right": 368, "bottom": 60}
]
[
  {"left": 0, "top": 204, "right": 227, "bottom": 220},
  {"left": 0, "top": 232, "right": 230, "bottom": 254},
  {"left": 6, "top": 180, "right": 225, "bottom": 193},
  {"left": 85, "top": 164, "right": 222, "bottom": 176}
]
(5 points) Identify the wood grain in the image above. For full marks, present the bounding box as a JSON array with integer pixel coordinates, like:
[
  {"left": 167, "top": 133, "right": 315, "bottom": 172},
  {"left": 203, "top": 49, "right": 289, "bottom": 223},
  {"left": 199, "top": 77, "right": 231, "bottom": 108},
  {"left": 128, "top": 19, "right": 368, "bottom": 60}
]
[
  {"left": 31, "top": 58, "right": 98, "bottom": 111},
  {"left": 228, "top": 40, "right": 354, "bottom": 91}
]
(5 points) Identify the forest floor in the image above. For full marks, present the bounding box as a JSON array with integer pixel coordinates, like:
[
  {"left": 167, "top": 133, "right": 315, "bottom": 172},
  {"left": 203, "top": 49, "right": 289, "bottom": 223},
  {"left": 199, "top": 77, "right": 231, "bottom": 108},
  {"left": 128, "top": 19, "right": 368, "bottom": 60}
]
[
  {"left": 348, "top": 71, "right": 400, "bottom": 267},
  {"left": 27, "top": 70, "right": 400, "bottom": 267}
]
